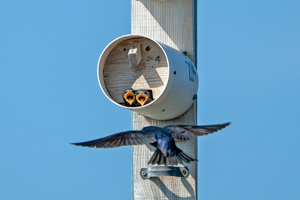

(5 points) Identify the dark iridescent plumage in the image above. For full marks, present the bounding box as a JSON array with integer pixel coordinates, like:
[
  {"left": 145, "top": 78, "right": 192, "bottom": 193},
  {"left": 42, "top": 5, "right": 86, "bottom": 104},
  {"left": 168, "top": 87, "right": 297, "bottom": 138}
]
[{"left": 71, "top": 122, "right": 231, "bottom": 166}]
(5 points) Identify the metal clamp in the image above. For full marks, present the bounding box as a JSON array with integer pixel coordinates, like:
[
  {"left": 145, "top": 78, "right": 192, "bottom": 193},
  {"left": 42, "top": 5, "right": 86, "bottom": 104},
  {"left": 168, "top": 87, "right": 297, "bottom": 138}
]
[{"left": 140, "top": 166, "right": 189, "bottom": 179}]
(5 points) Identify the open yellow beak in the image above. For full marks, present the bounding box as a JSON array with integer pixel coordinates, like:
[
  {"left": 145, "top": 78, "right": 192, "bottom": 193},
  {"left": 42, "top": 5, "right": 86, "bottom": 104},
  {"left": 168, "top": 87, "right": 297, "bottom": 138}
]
[
  {"left": 125, "top": 91, "right": 135, "bottom": 105},
  {"left": 136, "top": 94, "right": 148, "bottom": 106}
]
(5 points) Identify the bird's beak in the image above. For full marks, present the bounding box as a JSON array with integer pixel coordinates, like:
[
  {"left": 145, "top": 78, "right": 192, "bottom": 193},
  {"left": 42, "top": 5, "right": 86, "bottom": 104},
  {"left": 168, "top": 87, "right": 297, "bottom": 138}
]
[
  {"left": 124, "top": 91, "right": 135, "bottom": 105},
  {"left": 136, "top": 94, "right": 147, "bottom": 106}
]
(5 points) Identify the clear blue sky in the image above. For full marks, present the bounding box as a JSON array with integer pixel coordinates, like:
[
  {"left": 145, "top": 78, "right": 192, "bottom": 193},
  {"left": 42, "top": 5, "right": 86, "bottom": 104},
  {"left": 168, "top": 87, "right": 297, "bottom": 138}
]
[{"left": 1, "top": 1, "right": 300, "bottom": 199}]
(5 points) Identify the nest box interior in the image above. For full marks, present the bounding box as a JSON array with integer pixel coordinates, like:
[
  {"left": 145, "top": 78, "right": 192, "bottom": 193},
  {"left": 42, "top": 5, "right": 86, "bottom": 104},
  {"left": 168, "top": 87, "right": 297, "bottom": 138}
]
[{"left": 103, "top": 37, "right": 168, "bottom": 105}]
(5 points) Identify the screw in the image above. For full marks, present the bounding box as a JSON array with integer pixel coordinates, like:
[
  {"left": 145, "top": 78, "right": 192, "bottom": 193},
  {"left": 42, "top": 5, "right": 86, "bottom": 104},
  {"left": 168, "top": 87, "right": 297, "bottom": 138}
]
[{"left": 193, "top": 94, "right": 197, "bottom": 100}]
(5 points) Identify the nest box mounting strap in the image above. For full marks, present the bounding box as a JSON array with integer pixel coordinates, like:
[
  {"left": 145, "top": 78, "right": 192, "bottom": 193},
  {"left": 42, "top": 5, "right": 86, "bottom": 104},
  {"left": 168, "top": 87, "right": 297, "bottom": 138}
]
[{"left": 140, "top": 166, "right": 189, "bottom": 179}]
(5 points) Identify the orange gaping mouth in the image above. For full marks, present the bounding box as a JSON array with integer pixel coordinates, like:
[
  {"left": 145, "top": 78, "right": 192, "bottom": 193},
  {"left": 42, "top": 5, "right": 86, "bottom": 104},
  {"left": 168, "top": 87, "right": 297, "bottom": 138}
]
[
  {"left": 125, "top": 92, "right": 135, "bottom": 105},
  {"left": 137, "top": 94, "right": 147, "bottom": 106}
]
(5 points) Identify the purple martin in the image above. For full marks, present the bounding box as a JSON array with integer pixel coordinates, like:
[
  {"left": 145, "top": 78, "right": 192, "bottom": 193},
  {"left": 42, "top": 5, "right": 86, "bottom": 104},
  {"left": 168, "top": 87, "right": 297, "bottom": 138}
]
[
  {"left": 135, "top": 89, "right": 153, "bottom": 106},
  {"left": 71, "top": 122, "right": 230, "bottom": 166},
  {"left": 123, "top": 88, "right": 137, "bottom": 106}
]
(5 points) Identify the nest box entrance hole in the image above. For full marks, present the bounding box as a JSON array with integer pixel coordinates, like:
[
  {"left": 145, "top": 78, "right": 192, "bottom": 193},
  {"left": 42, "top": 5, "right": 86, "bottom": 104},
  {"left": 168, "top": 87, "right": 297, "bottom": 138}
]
[{"left": 102, "top": 37, "right": 168, "bottom": 106}]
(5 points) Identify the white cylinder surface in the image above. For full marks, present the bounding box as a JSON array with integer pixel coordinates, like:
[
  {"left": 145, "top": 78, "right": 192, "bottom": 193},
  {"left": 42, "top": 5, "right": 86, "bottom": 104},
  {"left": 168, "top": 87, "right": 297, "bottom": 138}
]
[{"left": 97, "top": 34, "right": 198, "bottom": 120}]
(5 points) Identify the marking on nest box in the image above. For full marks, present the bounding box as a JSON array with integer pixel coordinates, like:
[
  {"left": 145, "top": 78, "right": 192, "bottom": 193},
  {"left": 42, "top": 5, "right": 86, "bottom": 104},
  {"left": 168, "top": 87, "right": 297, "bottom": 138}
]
[
  {"left": 155, "top": 56, "right": 161, "bottom": 63},
  {"left": 146, "top": 56, "right": 161, "bottom": 63},
  {"left": 185, "top": 61, "right": 197, "bottom": 82}
]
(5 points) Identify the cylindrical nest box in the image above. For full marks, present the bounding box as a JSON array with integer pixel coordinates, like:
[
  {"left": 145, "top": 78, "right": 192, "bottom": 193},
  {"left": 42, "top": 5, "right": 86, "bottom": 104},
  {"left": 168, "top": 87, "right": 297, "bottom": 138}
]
[{"left": 98, "top": 35, "right": 198, "bottom": 120}]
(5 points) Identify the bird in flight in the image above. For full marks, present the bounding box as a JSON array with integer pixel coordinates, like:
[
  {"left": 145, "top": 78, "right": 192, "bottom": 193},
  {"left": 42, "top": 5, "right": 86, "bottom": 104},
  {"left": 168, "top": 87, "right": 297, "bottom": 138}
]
[{"left": 71, "top": 122, "right": 231, "bottom": 166}]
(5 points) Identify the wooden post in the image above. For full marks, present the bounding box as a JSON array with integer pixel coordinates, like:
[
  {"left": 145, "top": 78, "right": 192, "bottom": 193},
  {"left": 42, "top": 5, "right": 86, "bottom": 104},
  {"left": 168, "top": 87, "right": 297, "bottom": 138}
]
[{"left": 131, "top": 0, "right": 198, "bottom": 199}]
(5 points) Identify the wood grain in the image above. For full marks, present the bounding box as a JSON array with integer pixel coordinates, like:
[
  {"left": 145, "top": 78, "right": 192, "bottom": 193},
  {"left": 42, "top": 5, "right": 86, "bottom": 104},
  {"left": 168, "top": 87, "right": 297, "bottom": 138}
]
[
  {"left": 103, "top": 38, "right": 168, "bottom": 103},
  {"left": 131, "top": 0, "right": 197, "bottom": 199}
]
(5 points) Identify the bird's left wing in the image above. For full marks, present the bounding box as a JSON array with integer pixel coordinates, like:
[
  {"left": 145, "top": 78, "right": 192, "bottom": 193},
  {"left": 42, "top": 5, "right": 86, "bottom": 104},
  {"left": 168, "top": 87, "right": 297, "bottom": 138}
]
[
  {"left": 164, "top": 122, "right": 231, "bottom": 140},
  {"left": 71, "top": 130, "right": 156, "bottom": 148}
]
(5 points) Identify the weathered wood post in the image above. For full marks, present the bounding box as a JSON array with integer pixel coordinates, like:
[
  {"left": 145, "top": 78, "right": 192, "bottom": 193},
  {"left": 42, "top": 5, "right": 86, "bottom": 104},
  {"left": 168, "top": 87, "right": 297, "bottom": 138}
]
[{"left": 131, "top": 0, "right": 198, "bottom": 199}]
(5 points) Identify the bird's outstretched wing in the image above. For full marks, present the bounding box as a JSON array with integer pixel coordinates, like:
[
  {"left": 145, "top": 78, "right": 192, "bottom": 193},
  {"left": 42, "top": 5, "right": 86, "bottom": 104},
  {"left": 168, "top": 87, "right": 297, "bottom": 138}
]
[
  {"left": 164, "top": 122, "right": 231, "bottom": 140},
  {"left": 71, "top": 130, "right": 156, "bottom": 148}
]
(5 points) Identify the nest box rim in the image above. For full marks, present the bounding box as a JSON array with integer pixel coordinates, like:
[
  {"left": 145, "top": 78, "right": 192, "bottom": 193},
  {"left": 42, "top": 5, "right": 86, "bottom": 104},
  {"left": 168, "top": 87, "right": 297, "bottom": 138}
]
[{"left": 97, "top": 34, "right": 171, "bottom": 110}]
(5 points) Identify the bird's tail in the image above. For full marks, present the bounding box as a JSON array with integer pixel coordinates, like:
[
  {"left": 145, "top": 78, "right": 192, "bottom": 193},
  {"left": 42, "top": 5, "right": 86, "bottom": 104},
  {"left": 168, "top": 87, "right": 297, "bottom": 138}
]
[
  {"left": 167, "top": 147, "right": 198, "bottom": 166},
  {"left": 148, "top": 147, "right": 197, "bottom": 166},
  {"left": 148, "top": 148, "right": 167, "bottom": 165},
  {"left": 177, "top": 148, "right": 198, "bottom": 163}
]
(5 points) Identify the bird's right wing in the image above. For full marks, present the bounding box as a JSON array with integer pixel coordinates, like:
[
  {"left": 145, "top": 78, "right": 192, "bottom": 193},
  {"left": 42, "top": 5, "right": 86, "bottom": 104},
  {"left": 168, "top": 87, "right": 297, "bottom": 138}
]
[
  {"left": 165, "top": 122, "right": 231, "bottom": 140},
  {"left": 71, "top": 130, "right": 156, "bottom": 148}
]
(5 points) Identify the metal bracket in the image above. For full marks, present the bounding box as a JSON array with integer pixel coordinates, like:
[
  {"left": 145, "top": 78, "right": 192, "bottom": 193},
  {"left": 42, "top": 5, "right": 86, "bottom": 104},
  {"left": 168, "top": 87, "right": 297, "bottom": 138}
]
[{"left": 140, "top": 166, "right": 189, "bottom": 179}]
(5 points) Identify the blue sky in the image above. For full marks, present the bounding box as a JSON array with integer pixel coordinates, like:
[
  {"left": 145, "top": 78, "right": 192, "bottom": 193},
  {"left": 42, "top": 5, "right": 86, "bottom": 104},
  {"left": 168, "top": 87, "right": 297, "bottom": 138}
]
[{"left": 1, "top": 0, "right": 300, "bottom": 199}]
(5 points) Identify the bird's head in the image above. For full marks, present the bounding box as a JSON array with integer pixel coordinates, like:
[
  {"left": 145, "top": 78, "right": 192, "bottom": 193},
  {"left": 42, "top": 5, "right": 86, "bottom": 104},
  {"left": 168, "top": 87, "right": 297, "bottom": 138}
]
[
  {"left": 123, "top": 88, "right": 135, "bottom": 105},
  {"left": 135, "top": 89, "right": 149, "bottom": 106}
]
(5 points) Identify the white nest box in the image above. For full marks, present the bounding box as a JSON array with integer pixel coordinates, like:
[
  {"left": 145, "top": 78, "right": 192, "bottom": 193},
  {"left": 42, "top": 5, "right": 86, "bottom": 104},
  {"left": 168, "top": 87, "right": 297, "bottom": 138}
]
[{"left": 98, "top": 35, "right": 198, "bottom": 120}]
